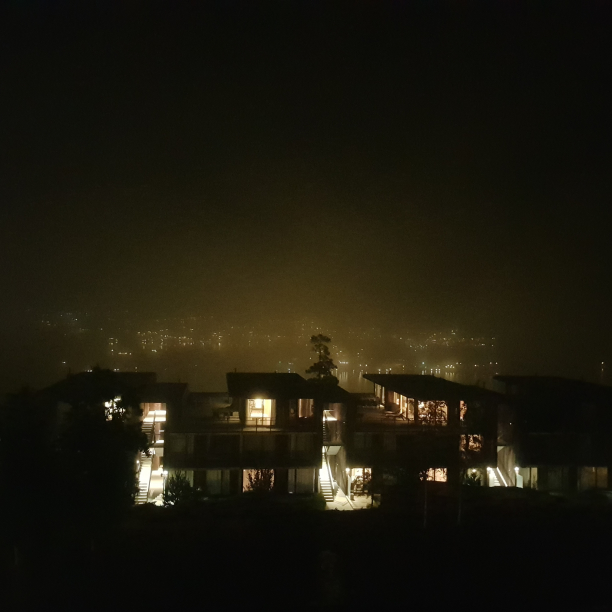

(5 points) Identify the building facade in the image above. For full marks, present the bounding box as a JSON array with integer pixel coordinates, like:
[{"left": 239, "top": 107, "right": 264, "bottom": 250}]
[
  {"left": 344, "top": 374, "right": 501, "bottom": 494},
  {"left": 164, "top": 373, "right": 340, "bottom": 496},
  {"left": 494, "top": 376, "right": 612, "bottom": 493}
]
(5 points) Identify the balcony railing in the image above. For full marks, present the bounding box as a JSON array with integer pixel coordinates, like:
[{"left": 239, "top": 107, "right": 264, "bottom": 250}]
[
  {"left": 354, "top": 406, "right": 458, "bottom": 430},
  {"left": 245, "top": 417, "right": 276, "bottom": 430},
  {"left": 165, "top": 449, "right": 318, "bottom": 469},
  {"left": 175, "top": 412, "right": 321, "bottom": 433},
  {"left": 355, "top": 412, "right": 422, "bottom": 428}
]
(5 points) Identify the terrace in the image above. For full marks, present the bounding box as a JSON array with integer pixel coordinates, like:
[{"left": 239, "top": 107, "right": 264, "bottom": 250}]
[
  {"left": 355, "top": 400, "right": 449, "bottom": 430},
  {"left": 173, "top": 409, "right": 318, "bottom": 433}
]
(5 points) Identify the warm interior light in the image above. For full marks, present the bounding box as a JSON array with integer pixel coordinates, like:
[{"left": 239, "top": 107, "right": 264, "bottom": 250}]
[{"left": 254, "top": 398, "right": 264, "bottom": 409}]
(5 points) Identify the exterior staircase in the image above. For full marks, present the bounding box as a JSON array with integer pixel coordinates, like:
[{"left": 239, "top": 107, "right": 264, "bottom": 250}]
[
  {"left": 319, "top": 451, "right": 335, "bottom": 502},
  {"left": 142, "top": 420, "right": 154, "bottom": 444},
  {"left": 135, "top": 420, "right": 154, "bottom": 504},
  {"left": 136, "top": 452, "right": 152, "bottom": 504},
  {"left": 488, "top": 467, "right": 502, "bottom": 487},
  {"left": 322, "top": 418, "right": 330, "bottom": 447}
]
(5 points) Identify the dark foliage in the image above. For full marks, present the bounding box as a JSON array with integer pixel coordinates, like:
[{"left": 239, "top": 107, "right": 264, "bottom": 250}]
[
  {"left": 163, "top": 471, "right": 203, "bottom": 506},
  {"left": 305, "top": 334, "right": 339, "bottom": 385},
  {"left": 0, "top": 370, "right": 149, "bottom": 546}
]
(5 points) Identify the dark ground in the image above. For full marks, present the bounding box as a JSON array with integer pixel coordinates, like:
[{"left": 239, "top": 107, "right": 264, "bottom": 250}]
[{"left": 4, "top": 491, "right": 612, "bottom": 612}]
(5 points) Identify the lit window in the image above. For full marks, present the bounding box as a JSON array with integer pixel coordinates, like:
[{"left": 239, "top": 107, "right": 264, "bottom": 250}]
[
  {"left": 418, "top": 401, "right": 448, "bottom": 425},
  {"left": 460, "top": 434, "right": 483, "bottom": 452},
  {"left": 298, "top": 398, "right": 314, "bottom": 418},
  {"left": 243, "top": 469, "right": 274, "bottom": 492},
  {"left": 247, "top": 399, "right": 274, "bottom": 424},
  {"left": 426, "top": 468, "right": 447, "bottom": 482},
  {"left": 248, "top": 398, "right": 266, "bottom": 416},
  {"left": 350, "top": 468, "right": 372, "bottom": 495},
  {"left": 392, "top": 393, "right": 414, "bottom": 420}
]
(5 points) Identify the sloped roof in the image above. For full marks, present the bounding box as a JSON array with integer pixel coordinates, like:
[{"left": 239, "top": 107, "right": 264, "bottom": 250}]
[
  {"left": 226, "top": 372, "right": 353, "bottom": 402},
  {"left": 140, "top": 382, "right": 189, "bottom": 404},
  {"left": 226, "top": 372, "right": 308, "bottom": 399},
  {"left": 362, "top": 374, "right": 502, "bottom": 402},
  {"left": 494, "top": 375, "right": 612, "bottom": 401},
  {"left": 319, "top": 384, "right": 353, "bottom": 403}
]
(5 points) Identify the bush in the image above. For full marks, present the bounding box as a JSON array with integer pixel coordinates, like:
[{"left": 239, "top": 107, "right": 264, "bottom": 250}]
[{"left": 163, "top": 471, "right": 202, "bottom": 506}]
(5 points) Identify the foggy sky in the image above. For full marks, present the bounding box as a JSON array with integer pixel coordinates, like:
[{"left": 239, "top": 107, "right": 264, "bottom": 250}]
[{"left": 1, "top": 2, "right": 611, "bottom": 381}]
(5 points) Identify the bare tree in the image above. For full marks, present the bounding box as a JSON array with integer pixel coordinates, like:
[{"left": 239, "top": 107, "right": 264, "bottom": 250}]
[{"left": 245, "top": 468, "right": 274, "bottom": 492}]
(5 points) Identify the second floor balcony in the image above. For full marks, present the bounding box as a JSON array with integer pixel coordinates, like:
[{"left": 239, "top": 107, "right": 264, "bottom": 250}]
[
  {"left": 355, "top": 404, "right": 448, "bottom": 429},
  {"left": 173, "top": 409, "right": 318, "bottom": 433}
]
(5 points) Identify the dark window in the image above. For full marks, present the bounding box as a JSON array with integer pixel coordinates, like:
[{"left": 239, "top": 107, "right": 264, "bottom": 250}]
[
  {"left": 396, "top": 435, "right": 411, "bottom": 454},
  {"left": 354, "top": 433, "right": 371, "bottom": 449},
  {"left": 230, "top": 469, "right": 240, "bottom": 493},
  {"left": 292, "top": 434, "right": 312, "bottom": 453},
  {"left": 193, "top": 470, "right": 207, "bottom": 490},
  {"left": 276, "top": 434, "right": 289, "bottom": 459},
  {"left": 275, "top": 468, "right": 289, "bottom": 493},
  {"left": 209, "top": 435, "right": 240, "bottom": 461},
  {"left": 243, "top": 434, "right": 276, "bottom": 457},
  {"left": 206, "top": 469, "right": 231, "bottom": 495},
  {"left": 371, "top": 434, "right": 383, "bottom": 451},
  {"left": 383, "top": 433, "right": 396, "bottom": 452},
  {"left": 194, "top": 435, "right": 208, "bottom": 462}
]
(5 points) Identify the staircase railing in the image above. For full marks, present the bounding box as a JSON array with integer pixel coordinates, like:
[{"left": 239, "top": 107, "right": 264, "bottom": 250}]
[
  {"left": 322, "top": 450, "right": 336, "bottom": 497},
  {"left": 498, "top": 464, "right": 515, "bottom": 487},
  {"left": 137, "top": 417, "right": 155, "bottom": 503},
  {"left": 322, "top": 412, "right": 330, "bottom": 447},
  {"left": 321, "top": 412, "right": 338, "bottom": 497},
  {"left": 496, "top": 466, "right": 508, "bottom": 487}
]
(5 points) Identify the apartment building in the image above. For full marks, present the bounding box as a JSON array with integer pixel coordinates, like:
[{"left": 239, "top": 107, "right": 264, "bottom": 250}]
[
  {"left": 345, "top": 374, "right": 501, "bottom": 492},
  {"left": 164, "top": 372, "right": 352, "bottom": 497},
  {"left": 494, "top": 375, "right": 612, "bottom": 493}
]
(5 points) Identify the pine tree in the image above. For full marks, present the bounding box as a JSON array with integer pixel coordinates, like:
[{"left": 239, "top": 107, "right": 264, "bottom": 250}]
[{"left": 305, "top": 334, "right": 338, "bottom": 385}]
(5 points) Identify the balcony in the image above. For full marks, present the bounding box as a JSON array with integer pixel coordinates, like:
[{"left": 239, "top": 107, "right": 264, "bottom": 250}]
[
  {"left": 244, "top": 417, "right": 277, "bottom": 430},
  {"left": 355, "top": 403, "right": 451, "bottom": 431},
  {"left": 355, "top": 407, "right": 417, "bottom": 430}
]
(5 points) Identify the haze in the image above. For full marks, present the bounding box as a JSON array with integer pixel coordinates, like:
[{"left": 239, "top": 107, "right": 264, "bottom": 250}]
[{"left": 1, "top": 3, "right": 610, "bottom": 393}]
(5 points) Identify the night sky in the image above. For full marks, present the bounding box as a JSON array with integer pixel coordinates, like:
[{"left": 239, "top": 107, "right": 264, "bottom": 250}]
[{"left": 1, "top": 2, "right": 611, "bottom": 382}]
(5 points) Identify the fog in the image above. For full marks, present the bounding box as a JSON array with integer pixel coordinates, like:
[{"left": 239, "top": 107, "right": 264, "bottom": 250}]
[{"left": 1, "top": 3, "right": 611, "bottom": 393}]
